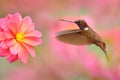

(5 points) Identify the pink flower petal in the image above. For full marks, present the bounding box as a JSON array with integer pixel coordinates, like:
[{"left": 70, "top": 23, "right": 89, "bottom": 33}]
[
  {"left": 12, "top": 13, "right": 22, "bottom": 25},
  {"left": 24, "top": 30, "right": 42, "bottom": 37},
  {"left": 18, "top": 45, "right": 28, "bottom": 64},
  {"left": 23, "top": 37, "right": 42, "bottom": 46},
  {"left": 4, "top": 32, "right": 14, "bottom": 39},
  {"left": 6, "top": 13, "right": 22, "bottom": 25},
  {"left": 0, "top": 32, "right": 6, "bottom": 41},
  {"left": 7, "top": 21, "right": 18, "bottom": 35},
  {"left": 7, "top": 54, "right": 18, "bottom": 63},
  {"left": 22, "top": 43, "right": 36, "bottom": 57},
  {"left": 1, "top": 20, "right": 9, "bottom": 31},
  {"left": 0, "top": 52, "right": 8, "bottom": 57},
  {"left": 10, "top": 42, "right": 20, "bottom": 55},
  {"left": 6, "top": 13, "right": 22, "bottom": 35},
  {"left": 5, "top": 14, "right": 12, "bottom": 20},
  {"left": 0, "top": 48, "right": 9, "bottom": 57},
  {"left": 7, "top": 39, "right": 16, "bottom": 47},
  {"left": 0, "top": 40, "right": 8, "bottom": 49},
  {"left": 20, "top": 16, "right": 34, "bottom": 33}
]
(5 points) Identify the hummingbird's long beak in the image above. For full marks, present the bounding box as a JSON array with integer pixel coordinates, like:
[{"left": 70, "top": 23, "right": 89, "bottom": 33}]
[{"left": 59, "top": 19, "right": 74, "bottom": 23}]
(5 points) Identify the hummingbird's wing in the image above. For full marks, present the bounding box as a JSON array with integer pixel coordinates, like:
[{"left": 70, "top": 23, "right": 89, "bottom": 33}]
[{"left": 56, "top": 29, "right": 93, "bottom": 45}]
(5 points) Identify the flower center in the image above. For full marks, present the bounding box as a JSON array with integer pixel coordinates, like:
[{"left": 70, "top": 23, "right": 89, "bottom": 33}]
[{"left": 16, "top": 32, "right": 24, "bottom": 42}]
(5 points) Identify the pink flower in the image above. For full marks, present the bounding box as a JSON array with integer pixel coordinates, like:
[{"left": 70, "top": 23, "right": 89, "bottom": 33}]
[{"left": 0, "top": 13, "right": 42, "bottom": 63}]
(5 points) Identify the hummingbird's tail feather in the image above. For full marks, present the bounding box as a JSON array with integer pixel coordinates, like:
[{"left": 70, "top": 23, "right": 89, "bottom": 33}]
[
  {"left": 99, "top": 42, "right": 110, "bottom": 62},
  {"left": 102, "top": 49, "right": 110, "bottom": 62}
]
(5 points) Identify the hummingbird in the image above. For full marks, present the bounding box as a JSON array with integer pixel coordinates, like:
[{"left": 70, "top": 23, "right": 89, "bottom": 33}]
[{"left": 56, "top": 19, "right": 109, "bottom": 61}]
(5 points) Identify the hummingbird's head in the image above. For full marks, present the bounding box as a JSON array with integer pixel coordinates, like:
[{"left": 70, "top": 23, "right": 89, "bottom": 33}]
[{"left": 74, "top": 20, "right": 89, "bottom": 30}]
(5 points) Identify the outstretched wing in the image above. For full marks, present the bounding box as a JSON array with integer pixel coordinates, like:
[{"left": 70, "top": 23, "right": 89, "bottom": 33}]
[{"left": 56, "top": 29, "right": 93, "bottom": 45}]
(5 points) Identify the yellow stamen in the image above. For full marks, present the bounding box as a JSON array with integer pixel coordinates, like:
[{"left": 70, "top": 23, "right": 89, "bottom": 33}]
[{"left": 16, "top": 32, "right": 24, "bottom": 42}]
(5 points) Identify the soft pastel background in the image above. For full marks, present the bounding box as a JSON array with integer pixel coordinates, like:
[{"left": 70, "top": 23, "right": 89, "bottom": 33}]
[{"left": 0, "top": 0, "right": 120, "bottom": 80}]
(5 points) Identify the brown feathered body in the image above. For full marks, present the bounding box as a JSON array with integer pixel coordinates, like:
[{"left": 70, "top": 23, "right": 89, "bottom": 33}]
[{"left": 56, "top": 19, "right": 109, "bottom": 61}]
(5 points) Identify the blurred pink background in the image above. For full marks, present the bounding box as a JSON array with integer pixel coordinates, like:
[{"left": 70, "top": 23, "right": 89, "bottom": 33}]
[{"left": 0, "top": 0, "right": 120, "bottom": 80}]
